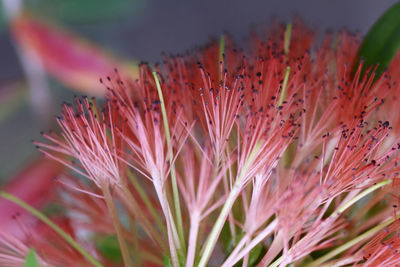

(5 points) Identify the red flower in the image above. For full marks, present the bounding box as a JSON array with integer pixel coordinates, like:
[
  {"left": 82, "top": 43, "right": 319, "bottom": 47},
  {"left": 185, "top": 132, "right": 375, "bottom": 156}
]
[
  {"left": 0, "top": 158, "right": 63, "bottom": 238},
  {"left": 3, "top": 21, "right": 400, "bottom": 267}
]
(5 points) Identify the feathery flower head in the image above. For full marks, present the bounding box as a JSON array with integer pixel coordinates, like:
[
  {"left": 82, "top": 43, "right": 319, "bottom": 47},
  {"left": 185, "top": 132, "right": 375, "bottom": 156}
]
[
  {"left": 3, "top": 14, "right": 400, "bottom": 267},
  {"left": 36, "top": 96, "right": 123, "bottom": 189}
]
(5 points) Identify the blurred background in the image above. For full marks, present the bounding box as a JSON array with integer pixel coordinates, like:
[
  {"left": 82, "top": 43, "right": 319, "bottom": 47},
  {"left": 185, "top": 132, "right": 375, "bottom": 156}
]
[{"left": 0, "top": 0, "right": 398, "bottom": 184}]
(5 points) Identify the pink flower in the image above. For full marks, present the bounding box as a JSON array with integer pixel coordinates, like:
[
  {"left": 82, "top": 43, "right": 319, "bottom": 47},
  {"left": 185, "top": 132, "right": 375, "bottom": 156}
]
[
  {"left": 0, "top": 158, "right": 63, "bottom": 238},
  {"left": 3, "top": 21, "right": 400, "bottom": 267}
]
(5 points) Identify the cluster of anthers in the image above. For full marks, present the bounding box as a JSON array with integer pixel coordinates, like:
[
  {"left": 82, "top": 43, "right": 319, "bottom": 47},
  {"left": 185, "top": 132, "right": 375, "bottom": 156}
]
[{"left": 2, "top": 22, "right": 400, "bottom": 267}]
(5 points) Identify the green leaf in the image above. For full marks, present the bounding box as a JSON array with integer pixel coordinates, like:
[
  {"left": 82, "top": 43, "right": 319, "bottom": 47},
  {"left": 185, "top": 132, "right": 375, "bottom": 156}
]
[
  {"left": 356, "top": 2, "right": 400, "bottom": 78},
  {"left": 220, "top": 221, "right": 234, "bottom": 254},
  {"left": 25, "top": 0, "right": 144, "bottom": 24},
  {"left": 248, "top": 244, "right": 265, "bottom": 266},
  {"left": 0, "top": 3, "right": 7, "bottom": 31},
  {"left": 24, "top": 249, "right": 39, "bottom": 267},
  {"left": 96, "top": 235, "right": 122, "bottom": 263},
  {"left": 178, "top": 251, "right": 185, "bottom": 267},
  {"left": 162, "top": 254, "right": 173, "bottom": 267},
  {"left": 162, "top": 253, "right": 185, "bottom": 267},
  {"left": 232, "top": 244, "right": 265, "bottom": 267}
]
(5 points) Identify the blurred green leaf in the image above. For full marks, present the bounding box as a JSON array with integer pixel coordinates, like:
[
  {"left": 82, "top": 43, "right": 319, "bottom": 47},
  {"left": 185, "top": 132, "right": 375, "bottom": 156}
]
[
  {"left": 363, "top": 200, "right": 387, "bottom": 221},
  {"left": 0, "top": 83, "right": 28, "bottom": 124},
  {"left": 25, "top": 0, "right": 144, "bottom": 24},
  {"left": 178, "top": 251, "right": 185, "bottom": 267},
  {"left": 42, "top": 202, "right": 66, "bottom": 217},
  {"left": 0, "top": 4, "right": 7, "bottom": 30},
  {"left": 248, "top": 244, "right": 265, "bottom": 266},
  {"left": 162, "top": 253, "right": 186, "bottom": 267},
  {"left": 356, "top": 2, "right": 400, "bottom": 78},
  {"left": 162, "top": 254, "right": 173, "bottom": 267},
  {"left": 96, "top": 235, "right": 122, "bottom": 263},
  {"left": 232, "top": 244, "right": 265, "bottom": 267},
  {"left": 220, "top": 221, "right": 234, "bottom": 254},
  {"left": 24, "top": 249, "right": 39, "bottom": 267}
]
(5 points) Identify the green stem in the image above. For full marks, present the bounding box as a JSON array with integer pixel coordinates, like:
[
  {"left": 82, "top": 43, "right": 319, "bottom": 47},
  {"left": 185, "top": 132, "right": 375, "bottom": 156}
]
[
  {"left": 198, "top": 141, "right": 263, "bottom": 267},
  {"left": 284, "top": 23, "right": 292, "bottom": 55},
  {"left": 198, "top": 182, "right": 242, "bottom": 267},
  {"left": 331, "top": 179, "right": 391, "bottom": 219},
  {"left": 278, "top": 66, "right": 291, "bottom": 107},
  {"left": 218, "top": 34, "right": 225, "bottom": 81},
  {"left": 102, "top": 185, "right": 132, "bottom": 267},
  {"left": 126, "top": 170, "right": 166, "bottom": 234},
  {"left": 219, "top": 34, "right": 225, "bottom": 64},
  {"left": 0, "top": 191, "right": 102, "bottom": 267},
  {"left": 153, "top": 72, "right": 185, "bottom": 250},
  {"left": 129, "top": 213, "right": 141, "bottom": 266},
  {"left": 118, "top": 185, "right": 167, "bottom": 251},
  {"left": 305, "top": 216, "right": 397, "bottom": 267},
  {"left": 269, "top": 179, "right": 391, "bottom": 267},
  {"left": 278, "top": 66, "right": 291, "bottom": 168}
]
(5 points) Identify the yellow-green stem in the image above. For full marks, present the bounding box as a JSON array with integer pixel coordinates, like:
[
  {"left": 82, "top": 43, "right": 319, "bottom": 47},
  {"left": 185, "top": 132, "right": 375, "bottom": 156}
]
[
  {"left": 331, "top": 179, "right": 391, "bottom": 219},
  {"left": 129, "top": 213, "right": 141, "bottom": 266},
  {"left": 219, "top": 34, "right": 225, "bottom": 82},
  {"left": 284, "top": 23, "right": 292, "bottom": 55},
  {"left": 88, "top": 98, "right": 100, "bottom": 121},
  {"left": 118, "top": 185, "right": 167, "bottom": 251},
  {"left": 153, "top": 72, "right": 185, "bottom": 250},
  {"left": 219, "top": 34, "right": 225, "bottom": 64},
  {"left": 127, "top": 170, "right": 166, "bottom": 234},
  {"left": 269, "top": 179, "right": 391, "bottom": 267},
  {"left": 278, "top": 66, "right": 291, "bottom": 168},
  {"left": 305, "top": 215, "right": 398, "bottom": 267},
  {"left": 278, "top": 66, "right": 291, "bottom": 107},
  {"left": 0, "top": 191, "right": 102, "bottom": 267},
  {"left": 198, "top": 141, "right": 263, "bottom": 267},
  {"left": 102, "top": 185, "right": 132, "bottom": 267}
]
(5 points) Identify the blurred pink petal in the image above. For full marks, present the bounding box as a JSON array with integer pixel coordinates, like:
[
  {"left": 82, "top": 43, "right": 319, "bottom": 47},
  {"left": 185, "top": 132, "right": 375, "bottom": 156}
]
[
  {"left": 0, "top": 158, "right": 64, "bottom": 237},
  {"left": 11, "top": 13, "right": 136, "bottom": 96}
]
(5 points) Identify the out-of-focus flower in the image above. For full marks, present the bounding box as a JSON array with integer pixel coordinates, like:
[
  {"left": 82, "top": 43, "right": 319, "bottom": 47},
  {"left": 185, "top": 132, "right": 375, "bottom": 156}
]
[
  {"left": 11, "top": 12, "right": 137, "bottom": 96},
  {"left": 2, "top": 18, "right": 400, "bottom": 267},
  {"left": 0, "top": 158, "right": 63, "bottom": 237}
]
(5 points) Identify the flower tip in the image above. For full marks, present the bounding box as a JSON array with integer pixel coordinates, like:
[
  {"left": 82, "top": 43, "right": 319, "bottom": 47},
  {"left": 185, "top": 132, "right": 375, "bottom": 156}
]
[
  {"left": 382, "top": 121, "right": 391, "bottom": 129},
  {"left": 55, "top": 116, "right": 63, "bottom": 122},
  {"left": 62, "top": 101, "right": 71, "bottom": 107}
]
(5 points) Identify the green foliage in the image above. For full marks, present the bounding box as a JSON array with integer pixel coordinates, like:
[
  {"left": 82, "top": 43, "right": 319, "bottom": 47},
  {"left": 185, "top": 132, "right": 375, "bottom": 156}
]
[
  {"left": 162, "top": 254, "right": 172, "bottom": 267},
  {"left": 0, "top": 4, "right": 6, "bottom": 30},
  {"left": 96, "top": 235, "right": 122, "bottom": 263},
  {"left": 25, "top": 0, "right": 144, "bottom": 24},
  {"left": 162, "top": 252, "right": 186, "bottom": 267},
  {"left": 24, "top": 249, "right": 39, "bottom": 267},
  {"left": 356, "top": 2, "right": 400, "bottom": 78},
  {"left": 220, "top": 221, "right": 235, "bottom": 255},
  {"left": 248, "top": 244, "right": 265, "bottom": 266}
]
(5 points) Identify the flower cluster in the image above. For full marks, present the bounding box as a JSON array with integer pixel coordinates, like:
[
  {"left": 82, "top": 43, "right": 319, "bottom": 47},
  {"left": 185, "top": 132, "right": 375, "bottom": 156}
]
[{"left": 2, "top": 22, "right": 400, "bottom": 267}]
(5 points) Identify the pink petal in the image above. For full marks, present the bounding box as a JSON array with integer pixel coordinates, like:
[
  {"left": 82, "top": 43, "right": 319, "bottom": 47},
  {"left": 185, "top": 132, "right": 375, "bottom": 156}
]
[
  {"left": 0, "top": 158, "right": 64, "bottom": 237},
  {"left": 11, "top": 13, "right": 137, "bottom": 96}
]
